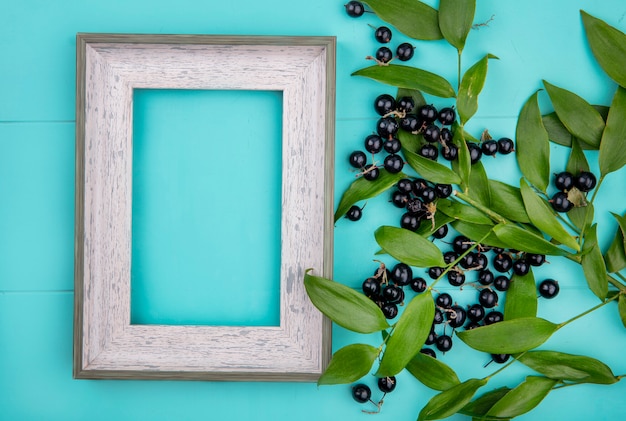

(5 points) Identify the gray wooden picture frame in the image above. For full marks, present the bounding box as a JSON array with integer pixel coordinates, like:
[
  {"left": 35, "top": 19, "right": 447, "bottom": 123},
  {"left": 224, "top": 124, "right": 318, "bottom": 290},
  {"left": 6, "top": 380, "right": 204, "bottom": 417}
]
[{"left": 74, "top": 33, "right": 335, "bottom": 381}]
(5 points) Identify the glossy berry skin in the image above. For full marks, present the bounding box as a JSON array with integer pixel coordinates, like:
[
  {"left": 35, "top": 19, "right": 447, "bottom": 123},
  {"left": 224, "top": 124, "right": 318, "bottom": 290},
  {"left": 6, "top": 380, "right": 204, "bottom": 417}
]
[
  {"left": 391, "top": 263, "right": 412, "bottom": 286},
  {"left": 481, "top": 140, "right": 498, "bottom": 156},
  {"left": 418, "top": 104, "right": 438, "bottom": 123},
  {"left": 527, "top": 253, "right": 546, "bottom": 267},
  {"left": 382, "top": 285, "right": 404, "bottom": 304},
  {"left": 364, "top": 134, "right": 383, "bottom": 154},
  {"left": 410, "top": 277, "right": 427, "bottom": 293},
  {"left": 425, "top": 329, "right": 436, "bottom": 345},
  {"left": 436, "top": 335, "right": 453, "bottom": 352},
  {"left": 479, "top": 289, "right": 498, "bottom": 308},
  {"left": 575, "top": 171, "right": 597, "bottom": 192},
  {"left": 436, "top": 292, "right": 453, "bottom": 308},
  {"left": 423, "top": 124, "right": 441, "bottom": 143},
  {"left": 375, "top": 46, "right": 393, "bottom": 63},
  {"left": 429, "top": 266, "right": 445, "bottom": 280},
  {"left": 384, "top": 154, "right": 404, "bottom": 173},
  {"left": 376, "top": 117, "right": 399, "bottom": 137},
  {"left": 412, "top": 179, "right": 428, "bottom": 195},
  {"left": 419, "top": 144, "right": 439, "bottom": 160},
  {"left": 493, "top": 253, "right": 513, "bottom": 273},
  {"left": 362, "top": 164, "right": 379, "bottom": 181},
  {"left": 391, "top": 191, "right": 409, "bottom": 208},
  {"left": 396, "top": 43, "right": 414, "bottom": 61},
  {"left": 397, "top": 96, "right": 415, "bottom": 113},
  {"left": 497, "top": 137, "right": 514, "bottom": 154},
  {"left": 453, "top": 235, "right": 472, "bottom": 254},
  {"left": 493, "top": 275, "right": 511, "bottom": 292},
  {"left": 374, "top": 94, "right": 396, "bottom": 116},
  {"left": 349, "top": 150, "right": 367, "bottom": 168},
  {"left": 400, "top": 212, "right": 421, "bottom": 231},
  {"left": 352, "top": 383, "right": 371, "bottom": 403},
  {"left": 346, "top": 205, "right": 362, "bottom": 221},
  {"left": 512, "top": 259, "right": 530, "bottom": 276},
  {"left": 467, "top": 304, "right": 485, "bottom": 322},
  {"left": 362, "top": 277, "right": 380, "bottom": 297},
  {"left": 444, "top": 251, "right": 456, "bottom": 266},
  {"left": 374, "top": 26, "right": 392, "bottom": 43},
  {"left": 459, "top": 252, "right": 476, "bottom": 270},
  {"left": 434, "top": 184, "right": 452, "bottom": 199},
  {"left": 397, "top": 178, "right": 414, "bottom": 193},
  {"left": 539, "top": 279, "right": 560, "bottom": 299},
  {"left": 405, "top": 197, "right": 424, "bottom": 214},
  {"left": 420, "top": 348, "right": 436, "bottom": 358},
  {"left": 554, "top": 171, "right": 574, "bottom": 191},
  {"left": 381, "top": 302, "right": 399, "bottom": 319},
  {"left": 383, "top": 137, "right": 402, "bottom": 154},
  {"left": 551, "top": 191, "right": 574, "bottom": 212},
  {"left": 447, "top": 270, "right": 465, "bottom": 286},
  {"left": 432, "top": 224, "right": 449, "bottom": 239},
  {"left": 419, "top": 187, "right": 436, "bottom": 203},
  {"left": 400, "top": 114, "right": 422, "bottom": 132},
  {"left": 377, "top": 376, "right": 397, "bottom": 393},
  {"left": 442, "top": 143, "right": 459, "bottom": 161},
  {"left": 433, "top": 308, "right": 444, "bottom": 324},
  {"left": 448, "top": 305, "right": 467, "bottom": 328},
  {"left": 474, "top": 253, "right": 488, "bottom": 269},
  {"left": 484, "top": 310, "right": 504, "bottom": 325},
  {"left": 492, "top": 353, "right": 510, "bottom": 364},
  {"left": 468, "top": 142, "right": 482, "bottom": 164},
  {"left": 477, "top": 269, "right": 495, "bottom": 286},
  {"left": 438, "top": 107, "right": 456, "bottom": 125}
]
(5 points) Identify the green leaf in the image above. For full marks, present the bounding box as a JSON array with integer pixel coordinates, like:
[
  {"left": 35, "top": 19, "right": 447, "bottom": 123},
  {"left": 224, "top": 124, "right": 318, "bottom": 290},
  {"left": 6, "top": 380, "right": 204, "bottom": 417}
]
[
  {"left": 437, "top": 199, "right": 493, "bottom": 225},
  {"left": 519, "top": 179, "right": 580, "bottom": 251},
  {"left": 457, "top": 54, "right": 496, "bottom": 124},
  {"left": 460, "top": 387, "right": 512, "bottom": 418},
  {"left": 418, "top": 378, "right": 488, "bottom": 421},
  {"left": 318, "top": 344, "right": 379, "bottom": 385},
  {"left": 599, "top": 86, "right": 626, "bottom": 176},
  {"left": 544, "top": 106, "right": 609, "bottom": 149},
  {"left": 581, "top": 224, "right": 609, "bottom": 300},
  {"left": 492, "top": 224, "right": 570, "bottom": 256},
  {"left": 618, "top": 295, "right": 626, "bottom": 329},
  {"left": 352, "top": 65, "right": 456, "bottom": 98},
  {"left": 488, "top": 180, "right": 530, "bottom": 224},
  {"left": 438, "top": 0, "right": 475, "bottom": 50},
  {"left": 451, "top": 220, "right": 509, "bottom": 250},
  {"left": 415, "top": 213, "right": 454, "bottom": 238},
  {"left": 468, "top": 161, "right": 490, "bottom": 206},
  {"left": 566, "top": 138, "right": 591, "bottom": 175},
  {"left": 304, "top": 272, "right": 390, "bottom": 333},
  {"left": 377, "top": 291, "right": 435, "bottom": 377},
  {"left": 375, "top": 226, "right": 446, "bottom": 267},
  {"left": 581, "top": 11, "right": 626, "bottom": 88},
  {"left": 504, "top": 271, "right": 538, "bottom": 320},
  {"left": 397, "top": 88, "right": 426, "bottom": 109},
  {"left": 451, "top": 123, "right": 471, "bottom": 189},
  {"left": 406, "top": 351, "right": 461, "bottom": 391},
  {"left": 334, "top": 170, "right": 406, "bottom": 222},
  {"left": 486, "top": 376, "right": 557, "bottom": 418},
  {"left": 516, "top": 91, "right": 550, "bottom": 192},
  {"left": 363, "top": 0, "right": 442, "bottom": 41},
  {"left": 543, "top": 80, "right": 605, "bottom": 148},
  {"left": 604, "top": 216, "right": 626, "bottom": 273},
  {"left": 517, "top": 351, "right": 618, "bottom": 385},
  {"left": 403, "top": 148, "right": 462, "bottom": 184},
  {"left": 456, "top": 317, "right": 558, "bottom": 354}
]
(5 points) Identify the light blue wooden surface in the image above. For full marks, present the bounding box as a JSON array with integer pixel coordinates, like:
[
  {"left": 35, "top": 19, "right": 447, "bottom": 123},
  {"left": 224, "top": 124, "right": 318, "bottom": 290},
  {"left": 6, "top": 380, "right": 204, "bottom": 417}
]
[{"left": 1, "top": 0, "right": 626, "bottom": 419}]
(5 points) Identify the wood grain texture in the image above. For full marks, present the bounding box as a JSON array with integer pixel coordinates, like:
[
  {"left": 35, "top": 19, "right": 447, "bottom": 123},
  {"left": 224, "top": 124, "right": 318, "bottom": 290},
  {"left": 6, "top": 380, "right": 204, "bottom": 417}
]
[{"left": 74, "top": 34, "right": 335, "bottom": 381}]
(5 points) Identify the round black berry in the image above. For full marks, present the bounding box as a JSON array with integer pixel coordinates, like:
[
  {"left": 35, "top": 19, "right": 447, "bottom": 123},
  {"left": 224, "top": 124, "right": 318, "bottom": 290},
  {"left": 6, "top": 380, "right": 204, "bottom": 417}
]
[
  {"left": 377, "top": 376, "right": 396, "bottom": 393},
  {"left": 512, "top": 259, "right": 530, "bottom": 276},
  {"left": 383, "top": 137, "right": 402, "bottom": 154},
  {"left": 400, "top": 212, "right": 421, "bottom": 231},
  {"left": 493, "top": 253, "right": 513, "bottom": 273},
  {"left": 433, "top": 308, "right": 444, "bottom": 324},
  {"left": 375, "top": 46, "right": 393, "bottom": 64},
  {"left": 551, "top": 191, "right": 574, "bottom": 213},
  {"left": 384, "top": 154, "right": 404, "bottom": 173},
  {"left": 420, "top": 348, "right": 436, "bottom": 358},
  {"left": 397, "top": 178, "right": 414, "bottom": 193},
  {"left": 400, "top": 114, "right": 422, "bottom": 132},
  {"left": 419, "top": 144, "right": 439, "bottom": 160},
  {"left": 432, "top": 224, "right": 449, "bottom": 239},
  {"left": 397, "top": 96, "right": 415, "bottom": 113},
  {"left": 491, "top": 353, "right": 510, "bottom": 364},
  {"left": 442, "top": 143, "right": 459, "bottom": 161},
  {"left": 391, "top": 263, "right": 412, "bottom": 286},
  {"left": 574, "top": 171, "right": 597, "bottom": 192},
  {"left": 497, "top": 137, "right": 514, "bottom": 154},
  {"left": 382, "top": 285, "right": 404, "bottom": 304},
  {"left": 526, "top": 253, "right": 546, "bottom": 267},
  {"left": 352, "top": 383, "right": 371, "bottom": 403},
  {"left": 484, "top": 310, "right": 504, "bottom": 325},
  {"left": 349, "top": 150, "right": 367, "bottom": 168},
  {"left": 381, "top": 302, "right": 399, "bottom": 319},
  {"left": 345, "top": 1, "right": 365, "bottom": 17},
  {"left": 478, "top": 289, "right": 498, "bottom": 308},
  {"left": 539, "top": 279, "right": 560, "bottom": 299},
  {"left": 448, "top": 305, "right": 467, "bottom": 328},
  {"left": 423, "top": 124, "right": 441, "bottom": 143},
  {"left": 396, "top": 43, "right": 414, "bottom": 61},
  {"left": 391, "top": 191, "right": 409, "bottom": 208},
  {"left": 493, "top": 275, "right": 511, "bottom": 292},
  {"left": 364, "top": 134, "right": 383, "bottom": 154},
  {"left": 436, "top": 292, "right": 453, "bottom": 308},
  {"left": 429, "top": 266, "right": 445, "bottom": 280},
  {"left": 468, "top": 142, "right": 482, "bottom": 164},
  {"left": 554, "top": 171, "right": 574, "bottom": 191},
  {"left": 467, "top": 303, "right": 485, "bottom": 322},
  {"left": 405, "top": 197, "right": 424, "bottom": 214},
  {"left": 410, "top": 277, "right": 427, "bottom": 293},
  {"left": 438, "top": 107, "right": 456, "bottom": 125},
  {"left": 419, "top": 186, "right": 436, "bottom": 203},
  {"left": 442, "top": 251, "right": 455, "bottom": 266},
  {"left": 374, "top": 94, "right": 396, "bottom": 116},
  {"left": 447, "top": 270, "right": 465, "bottom": 286},
  {"left": 477, "top": 269, "right": 495, "bottom": 286},
  {"left": 346, "top": 205, "right": 363, "bottom": 221},
  {"left": 412, "top": 178, "right": 428, "bottom": 195},
  {"left": 374, "top": 26, "right": 392, "bottom": 43},
  {"left": 362, "top": 277, "right": 380, "bottom": 297},
  {"left": 436, "top": 335, "right": 453, "bottom": 352},
  {"left": 418, "top": 104, "right": 438, "bottom": 123},
  {"left": 481, "top": 140, "right": 498, "bottom": 156},
  {"left": 376, "top": 117, "right": 399, "bottom": 137},
  {"left": 362, "top": 164, "right": 380, "bottom": 181},
  {"left": 453, "top": 235, "right": 472, "bottom": 254}
]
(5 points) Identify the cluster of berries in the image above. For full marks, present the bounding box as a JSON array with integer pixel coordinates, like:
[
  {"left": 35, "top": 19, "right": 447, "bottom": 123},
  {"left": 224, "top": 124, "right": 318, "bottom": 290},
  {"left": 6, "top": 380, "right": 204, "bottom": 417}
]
[
  {"left": 389, "top": 177, "right": 452, "bottom": 231},
  {"left": 352, "top": 376, "right": 396, "bottom": 413},
  {"left": 550, "top": 170, "right": 597, "bottom": 212}
]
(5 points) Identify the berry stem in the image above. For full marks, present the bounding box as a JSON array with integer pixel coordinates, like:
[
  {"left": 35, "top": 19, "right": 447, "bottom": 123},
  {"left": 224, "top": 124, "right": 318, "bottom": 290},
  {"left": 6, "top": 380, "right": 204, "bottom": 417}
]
[
  {"left": 557, "top": 291, "right": 622, "bottom": 329},
  {"left": 608, "top": 273, "right": 626, "bottom": 292}
]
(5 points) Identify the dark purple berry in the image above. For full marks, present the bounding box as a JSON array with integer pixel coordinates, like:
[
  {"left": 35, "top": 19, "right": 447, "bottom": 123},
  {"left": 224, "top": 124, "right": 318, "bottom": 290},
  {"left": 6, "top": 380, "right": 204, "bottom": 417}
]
[
  {"left": 447, "top": 270, "right": 465, "bottom": 286},
  {"left": 435, "top": 184, "right": 452, "bottom": 198},
  {"left": 377, "top": 376, "right": 396, "bottom": 393},
  {"left": 438, "top": 107, "right": 456, "bottom": 125},
  {"left": 497, "top": 137, "right": 514, "bottom": 154},
  {"left": 478, "top": 289, "right": 498, "bottom": 308},
  {"left": 375, "top": 46, "right": 393, "bottom": 64},
  {"left": 418, "top": 104, "right": 438, "bottom": 123},
  {"left": 442, "top": 143, "right": 459, "bottom": 161},
  {"left": 433, "top": 308, "right": 444, "bottom": 324},
  {"left": 468, "top": 142, "right": 482, "bottom": 164},
  {"left": 491, "top": 353, "right": 510, "bottom": 364},
  {"left": 432, "top": 224, "right": 449, "bottom": 239},
  {"left": 391, "top": 263, "right": 412, "bottom": 286},
  {"left": 391, "top": 191, "right": 409, "bottom": 208},
  {"left": 493, "top": 253, "right": 513, "bottom": 273},
  {"left": 384, "top": 154, "right": 404, "bottom": 173},
  {"left": 459, "top": 252, "right": 476, "bottom": 269},
  {"left": 512, "top": 259, "right": 530, "bottom": 276},
  {"left": 410, "top": 277, "right": 427, "bottom": 293},
  {"left": 397, "top": 178, "right": 414, "bottom": 193},
  {"left": 527, "top": 253, "right": 546, "bottom": 267},
  {"left": 484, "top": 310, "right": 504, "bottom": 325},
  {"left": 574, "top": 171, "right": 597, "bottom": 192},
  {"left": 362, "top": 164, "right": 380, "bottom": 181},
  {"left": 364, "top": 134, "right": 383, "bottom": 154},
  {"left": 397, "top": 96, "right": 415, "bottom": 113},
  {"left": 345, "top": 1, "right": 365, "bottom": 17},
  {"left": 412, "top": 178, "right": 428, "bottom": 195},
  {"left": 346, "top": 205, "right": 363, "bottom": 221},
  {"left": 420, "top": 348, "right": 436, "bottom": 358},
  {"left": 554, "top": 171, "right": 574, "bottom": 191},
  {"left": 376, "top": 117, "right": 399, "bottom": 137},
  {"left": 436, "top": 335, "right": 453, "bottom": 352},
  {"left": 419, "top": 144, "right": 439, "bottom": 160},
  {"left": 349, "top": 150, "right": 367, "bottom": 168},
  {"left": 374, "top": 26, "right": 392, "bottom": 43},
  {"left": 400, "top": 212, "right": 421, "bottom": 231},
  {"left": 405, "top": 197, "right": 424, "bottom": 214},
  {"left": 400, "top": 114, "right": 422, "bottom": 132},
  {"left": 448, "top": 305, "right": 467, "bottom": 328},
  {"left": 352, "top": 383, "right": 371, "bottom": 403},
  {"left": 453, "top": 235, "right": 472, "bottom": 254},
  {"left": 465, "top": 321, "right": 481, "bottom": 330},
  {"left": 382, "top": 285, "right": 404, "bottom": 304},
  {"left": 374, "top": 94, "right": 396, "bottom": 116},
  {"left": 436, "top": 292, "right": 453, "bottom": 308},
  {"left": 474, "top": 253, "right": 488, "bottom": 269},
  {"left": 381, "top": 302, "right": 399, "bottom": 319},
  {"left": 481, "top": 140, "right": 498, "bottom": 156},
  {"left": 429, "top": 266, "right": 445, "bottom": 280},
  {"left": 419, "top": 186, "right": 436, "bottom": 203},
  {"left": 396, "top": 43, "right": 414, "bottom": 61},
  {"left": 443, "top": 251, "right": 457, "bottom": 264},
  {"left": 539, "top": 279, "right": 560, "bottom": 299},
  {"left": 467, "top": 304, "right": 485, "bottom": 322},
  {"left": 423, "top": 124, "right": 440, "bottom": 143},
  {"left": 551, "top": 192, "right": 574, "bottom": 213},
  {"left": 477, "top": 269, "right": 495, "bottom": 286},
  {"left": 493, "top": 275, "right": 511, "bottom": 292}
]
